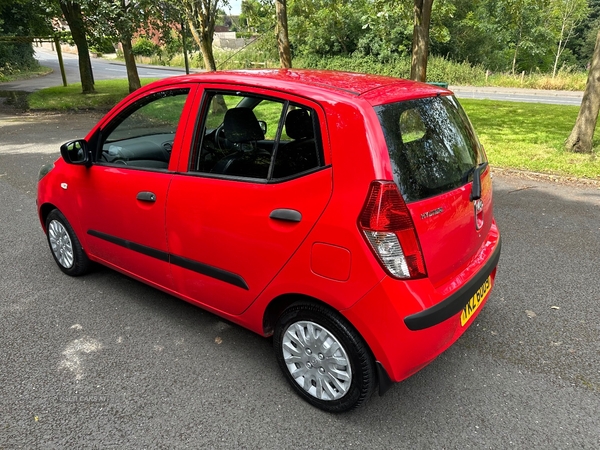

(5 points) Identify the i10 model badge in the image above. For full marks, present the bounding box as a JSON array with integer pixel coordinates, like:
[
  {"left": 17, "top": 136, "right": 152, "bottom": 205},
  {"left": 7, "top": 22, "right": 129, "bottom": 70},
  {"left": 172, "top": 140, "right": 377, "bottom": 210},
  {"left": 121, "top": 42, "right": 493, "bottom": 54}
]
[{"left": 474, "top": 199, "right": 484, "bottom": 230}]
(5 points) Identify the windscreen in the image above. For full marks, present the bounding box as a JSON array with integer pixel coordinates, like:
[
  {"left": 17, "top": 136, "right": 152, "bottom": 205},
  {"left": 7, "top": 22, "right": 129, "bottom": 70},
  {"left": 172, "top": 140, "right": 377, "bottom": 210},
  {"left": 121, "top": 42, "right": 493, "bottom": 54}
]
[{"left": 374, "top": 95, "right": 485, "bottom": 203}]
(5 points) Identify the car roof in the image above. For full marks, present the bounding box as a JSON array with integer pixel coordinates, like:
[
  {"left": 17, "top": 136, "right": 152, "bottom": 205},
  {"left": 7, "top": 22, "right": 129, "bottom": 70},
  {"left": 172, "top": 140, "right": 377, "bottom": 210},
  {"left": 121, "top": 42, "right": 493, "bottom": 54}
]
[{"left": 155, "top": 69, "right": 449, "bottom": 104}]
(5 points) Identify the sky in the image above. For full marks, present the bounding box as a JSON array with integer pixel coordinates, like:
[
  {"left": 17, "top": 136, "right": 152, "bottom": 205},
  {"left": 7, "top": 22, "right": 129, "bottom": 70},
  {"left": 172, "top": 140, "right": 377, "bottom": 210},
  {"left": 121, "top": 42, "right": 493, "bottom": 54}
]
[{"left": 226, "top": 1, "right": 242, "bottom": 15}]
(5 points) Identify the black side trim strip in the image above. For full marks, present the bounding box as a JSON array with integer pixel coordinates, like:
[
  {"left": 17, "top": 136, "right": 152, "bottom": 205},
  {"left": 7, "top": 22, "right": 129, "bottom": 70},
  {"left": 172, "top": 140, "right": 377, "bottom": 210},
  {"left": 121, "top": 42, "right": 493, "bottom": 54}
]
[
  {"left": 404, "top": 238, "right": 502, "bottom": 331},
  {"left": 87, "top": 230, "right": 248, "bottom": 290},
  {"left": 170, "top": 255, "right": 249, "bottom": 290},
  {"left": 88, "top": 230, "right": 169, "bottom": 262}
]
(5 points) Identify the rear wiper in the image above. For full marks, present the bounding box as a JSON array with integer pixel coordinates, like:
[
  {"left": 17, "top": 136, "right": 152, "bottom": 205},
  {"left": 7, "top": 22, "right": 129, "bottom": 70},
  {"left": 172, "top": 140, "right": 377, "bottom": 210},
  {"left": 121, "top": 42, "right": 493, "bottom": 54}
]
[{"left": 470, "top": 162, "right": 488, "bottom": 201}]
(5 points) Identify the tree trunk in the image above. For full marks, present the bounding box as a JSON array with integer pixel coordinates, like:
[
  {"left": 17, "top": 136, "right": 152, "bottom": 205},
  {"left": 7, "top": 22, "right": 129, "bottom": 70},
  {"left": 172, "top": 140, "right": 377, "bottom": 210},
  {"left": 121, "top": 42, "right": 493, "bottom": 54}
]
[
  {"left": 275, "top": 0, "right": 292, "bottom": 68},
  {"left": 552, "top": 22, "right": 567, "bottom": 78},
  {"left": 59, "top": 1, "right": 95, "bottom": 94},
  {"left": 511, "top": 45, "right": 518, "bottom": 75},
  {"left": 121, "top": 38, "right": 141, "bottom": 93},
  {"left": 565, "top": 31, "right": 600, "bottom": 154},
  {"left": 410, "top": 0, "right": 433, "bottom": 82},
  {"left": 552, "top": 39, "right": 562, "bottom": 78},
  {"left": 187, "top": 19, "right": 202, "bottom": 49},
  {"left": 199, "top": 30, "right": 217, "bottom": 71}
]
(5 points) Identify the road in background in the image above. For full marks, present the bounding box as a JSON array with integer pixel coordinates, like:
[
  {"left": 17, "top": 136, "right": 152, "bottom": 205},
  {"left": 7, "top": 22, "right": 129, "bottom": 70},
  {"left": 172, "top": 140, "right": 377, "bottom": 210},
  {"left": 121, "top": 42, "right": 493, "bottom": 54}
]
[
  {"left": 0, "top": 47, "right": 189, "bottom": 92},
  {"left": 0, "top": 110, "right": 598, "bottom": 448},
  {"left": 0, "top": 48, "right": 586, "bottom": 106},
  {"left": 450, "top": 85, "right": 583, "bottom": 106}
]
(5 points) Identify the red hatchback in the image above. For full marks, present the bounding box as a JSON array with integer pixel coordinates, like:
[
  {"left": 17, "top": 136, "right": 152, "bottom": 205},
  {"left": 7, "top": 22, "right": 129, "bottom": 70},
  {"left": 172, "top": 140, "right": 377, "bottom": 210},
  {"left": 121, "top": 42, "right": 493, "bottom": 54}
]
[{"left": 37, "top": 70, "right": 501, "bottom": 412}]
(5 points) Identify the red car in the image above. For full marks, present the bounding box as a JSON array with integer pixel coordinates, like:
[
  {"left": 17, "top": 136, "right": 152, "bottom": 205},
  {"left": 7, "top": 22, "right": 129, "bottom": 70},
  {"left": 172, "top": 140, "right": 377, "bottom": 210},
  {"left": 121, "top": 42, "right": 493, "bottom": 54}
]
[{"left": 37, "top": 70, "right": 501, "bottom": 412}]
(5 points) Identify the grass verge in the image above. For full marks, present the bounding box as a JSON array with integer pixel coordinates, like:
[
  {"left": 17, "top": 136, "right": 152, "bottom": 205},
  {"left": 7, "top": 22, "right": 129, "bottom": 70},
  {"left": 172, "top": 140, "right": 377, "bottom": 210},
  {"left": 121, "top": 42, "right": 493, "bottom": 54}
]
[
  {"left": 461, "top": 99, "right": 599, "bottom": 180},
  {"left": 24, "top": 79, "right": 600, "bottom": 180},
  {"left": 0, "top": 65, "right": 53, "bottom": 83},
  {"left": 27, "top": 79, "right": 158, "bottom": 111}
]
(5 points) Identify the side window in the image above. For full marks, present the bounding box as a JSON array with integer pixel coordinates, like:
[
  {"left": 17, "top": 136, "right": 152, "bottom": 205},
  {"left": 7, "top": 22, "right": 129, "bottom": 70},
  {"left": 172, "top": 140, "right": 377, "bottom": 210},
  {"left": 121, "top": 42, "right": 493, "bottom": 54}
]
[
  {"left": 192, "top": 91, "right": 323, "bottom": 181},
  {"left": 99, "top": 89, "right": 190, "bottom": 170}
]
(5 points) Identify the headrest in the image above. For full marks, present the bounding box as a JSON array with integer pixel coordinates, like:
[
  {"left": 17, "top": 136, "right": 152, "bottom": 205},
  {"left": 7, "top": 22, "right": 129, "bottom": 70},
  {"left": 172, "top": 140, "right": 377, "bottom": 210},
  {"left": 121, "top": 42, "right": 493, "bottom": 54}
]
[
  {"left": 223, "top": 108, "right": 265, "bottom": 143},
  {"left": 285, "top": 109, "right": 314, "bottom": 140}
]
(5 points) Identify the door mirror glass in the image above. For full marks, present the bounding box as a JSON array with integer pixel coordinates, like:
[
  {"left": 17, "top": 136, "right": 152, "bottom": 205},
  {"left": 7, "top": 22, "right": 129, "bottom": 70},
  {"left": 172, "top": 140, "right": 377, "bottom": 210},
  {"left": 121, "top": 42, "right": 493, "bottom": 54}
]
[{"left": 60, "top": 139, "right": 89, "bottom": 165}]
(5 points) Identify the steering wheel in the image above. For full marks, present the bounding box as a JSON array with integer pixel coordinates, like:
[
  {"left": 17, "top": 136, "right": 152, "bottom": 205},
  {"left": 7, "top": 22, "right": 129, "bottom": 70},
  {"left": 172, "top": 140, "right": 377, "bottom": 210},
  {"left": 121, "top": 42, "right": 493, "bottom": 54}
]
[{"left": 214, "top": 123, "right": 227, "bottom": 151}]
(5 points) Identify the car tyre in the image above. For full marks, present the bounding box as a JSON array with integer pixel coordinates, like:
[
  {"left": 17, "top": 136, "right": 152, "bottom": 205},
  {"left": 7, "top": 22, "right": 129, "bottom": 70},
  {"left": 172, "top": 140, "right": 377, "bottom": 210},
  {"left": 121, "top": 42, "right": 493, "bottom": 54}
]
[
  {"left": 274, "top": 302, "right": 376, "bottom": 413},
  {"left": 45, "top": 209, "right": 90, "bottom": 276}
]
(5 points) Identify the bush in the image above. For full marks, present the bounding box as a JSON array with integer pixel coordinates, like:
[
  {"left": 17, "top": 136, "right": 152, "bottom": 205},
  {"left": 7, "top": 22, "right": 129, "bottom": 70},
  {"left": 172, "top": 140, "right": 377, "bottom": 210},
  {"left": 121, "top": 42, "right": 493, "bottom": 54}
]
[
  {"left": 0, "top": 42, "right": 39, "bottom": 81},
  {"left": 132, "top": 38, "right": 160, "bottom": 57},
  {"left": 90, "top": 38, "right": 116, "bottom": 55},
  {"left": 294, "top": 54, "right": 488, "bottom": 85}
]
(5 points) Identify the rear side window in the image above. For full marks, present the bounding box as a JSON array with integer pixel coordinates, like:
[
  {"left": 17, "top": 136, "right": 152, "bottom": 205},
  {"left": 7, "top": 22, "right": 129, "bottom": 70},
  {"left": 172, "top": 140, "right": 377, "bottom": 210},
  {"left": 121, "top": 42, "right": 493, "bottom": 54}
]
[
  {"left": 191, "top": 91, "right": 324, "bottom": 181},
  {"left": 374, "top": 95, "right": 485, "bottom": 202}
]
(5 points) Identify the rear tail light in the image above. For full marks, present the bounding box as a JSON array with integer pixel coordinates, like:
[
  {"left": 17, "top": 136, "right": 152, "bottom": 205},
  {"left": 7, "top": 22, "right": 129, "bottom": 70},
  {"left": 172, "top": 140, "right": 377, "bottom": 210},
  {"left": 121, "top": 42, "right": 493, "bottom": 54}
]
[{"left": 358, "top": 181, "right": 427, "bottom": 279}]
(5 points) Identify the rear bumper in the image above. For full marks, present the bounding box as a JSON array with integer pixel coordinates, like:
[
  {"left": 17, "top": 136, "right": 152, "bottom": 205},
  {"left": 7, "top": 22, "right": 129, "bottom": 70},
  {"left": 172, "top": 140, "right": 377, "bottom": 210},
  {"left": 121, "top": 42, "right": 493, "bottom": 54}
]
[
  {"left": 404, "top": 238, "right": 501, "bottom": 330},
  {"left": 341, "top": 221, "right": 501, "bottom": 387}
]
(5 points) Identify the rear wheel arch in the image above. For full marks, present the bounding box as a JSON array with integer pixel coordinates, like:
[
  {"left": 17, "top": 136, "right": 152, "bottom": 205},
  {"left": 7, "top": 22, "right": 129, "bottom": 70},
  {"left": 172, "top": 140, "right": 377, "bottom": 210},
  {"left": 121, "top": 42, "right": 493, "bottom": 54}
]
[
  {"left": 263, "top": 293, "right": 334, "bottom": 336},
  {"left": 272, "top": 299, "right": 378, "bottom": 412},
  {"left": 263, "top": 295, "right": 375, "bottom": 358}
]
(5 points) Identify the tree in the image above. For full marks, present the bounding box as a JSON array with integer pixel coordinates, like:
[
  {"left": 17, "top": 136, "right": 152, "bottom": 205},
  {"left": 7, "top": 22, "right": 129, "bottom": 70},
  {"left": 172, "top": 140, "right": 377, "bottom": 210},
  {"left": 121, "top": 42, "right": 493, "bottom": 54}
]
[
  {"left": 240, "top": 0, "right": 273, "bottom": 33},
  {"left": 565, "top": 30, "right": 600, "bottom": 153},
  {"left": 180, "top": 0, "right": 223, "bottom": 71},
  {"left": 493, "top": 0, "right": 554, "bottom": 74},
  {"left": 275, "top": 0, "right": 291, "bottom": 67},
  {"left": 566, "top": 0, "right": 599, "bottom": 66},
  {"left": 355, "top": 0, "right": 412, "bottom": 61},
  {"left": 87, "top": 0, "right": 160, "bottom": 93},
  {"left": 0, "top": 0, "right": 52, "bottom": 76},
  {"left": 58, "top": 1, "right": 96, "bottom": 93},
  {"left": 550, "top": 0, "right": 589, "bottom": 77},
  {"left": 410, "top": 0, "right": 434, "bottom": 82}
]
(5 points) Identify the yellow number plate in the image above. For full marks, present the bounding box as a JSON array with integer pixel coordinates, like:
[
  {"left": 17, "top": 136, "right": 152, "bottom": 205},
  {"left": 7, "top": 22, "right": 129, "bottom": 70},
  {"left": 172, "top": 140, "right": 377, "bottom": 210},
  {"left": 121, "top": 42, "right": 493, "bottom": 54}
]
[{"left": 460, "top": 276, "right": 492, "bottom": 326}]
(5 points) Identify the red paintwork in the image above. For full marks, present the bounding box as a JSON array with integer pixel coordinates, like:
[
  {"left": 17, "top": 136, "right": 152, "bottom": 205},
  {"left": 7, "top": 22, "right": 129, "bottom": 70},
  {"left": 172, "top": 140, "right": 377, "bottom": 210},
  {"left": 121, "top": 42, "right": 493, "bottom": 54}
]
[{"left": 37, "top": 69, "right": 500, "bottom": 386}]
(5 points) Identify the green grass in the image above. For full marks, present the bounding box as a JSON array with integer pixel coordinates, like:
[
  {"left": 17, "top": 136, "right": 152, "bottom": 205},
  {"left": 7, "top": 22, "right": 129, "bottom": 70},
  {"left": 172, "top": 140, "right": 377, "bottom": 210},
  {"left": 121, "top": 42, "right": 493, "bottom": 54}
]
[
  {"left": 25, "top": 79, "right": 600, "bottom": 180},
  {"left": 27, "top": 79, "right": 158, "bottom": 111},
  {"left": 461, "top": 99, "right": 600, "bottom": 179},
  {"left": 0, "top": 65, "right": 52, "bottom": 83}
]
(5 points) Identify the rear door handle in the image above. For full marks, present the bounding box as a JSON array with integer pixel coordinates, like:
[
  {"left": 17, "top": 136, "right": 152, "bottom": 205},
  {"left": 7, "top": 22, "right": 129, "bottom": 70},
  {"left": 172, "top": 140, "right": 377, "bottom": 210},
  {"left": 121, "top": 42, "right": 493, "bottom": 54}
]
[
  {"left": 269, "top": 208, "right": 302, "bottom": 223},
  {"left": 137, "top": 191, "right": 156, "bottom": 202}
]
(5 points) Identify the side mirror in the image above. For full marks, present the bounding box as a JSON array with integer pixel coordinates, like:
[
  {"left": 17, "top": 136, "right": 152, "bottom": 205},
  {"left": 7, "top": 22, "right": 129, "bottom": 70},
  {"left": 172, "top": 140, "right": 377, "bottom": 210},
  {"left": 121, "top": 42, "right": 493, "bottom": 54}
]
[
  {"left": 258, "top": 120, "right": 267, "bottom": 136},
  {"left": 60, "top": 139, "right": 90, "bottom": 165}
]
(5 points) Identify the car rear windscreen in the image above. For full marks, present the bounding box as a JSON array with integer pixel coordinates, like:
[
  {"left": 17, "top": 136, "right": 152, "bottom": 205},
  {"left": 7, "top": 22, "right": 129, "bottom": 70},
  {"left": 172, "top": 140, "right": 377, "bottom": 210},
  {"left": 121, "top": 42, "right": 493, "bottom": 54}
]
[{"left": 374, "top": 95, "right": 485, "bottom": 203}]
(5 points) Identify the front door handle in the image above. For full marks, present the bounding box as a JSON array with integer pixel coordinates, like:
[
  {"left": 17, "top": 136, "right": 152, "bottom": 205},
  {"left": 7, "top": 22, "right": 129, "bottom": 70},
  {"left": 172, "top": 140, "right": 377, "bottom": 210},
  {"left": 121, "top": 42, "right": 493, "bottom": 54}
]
[
  {"left": 269, "top": 208, "right": 302, "bottom": 223},
  {"left": 137, "top": 191, "right": 156, "bottom": 202}
]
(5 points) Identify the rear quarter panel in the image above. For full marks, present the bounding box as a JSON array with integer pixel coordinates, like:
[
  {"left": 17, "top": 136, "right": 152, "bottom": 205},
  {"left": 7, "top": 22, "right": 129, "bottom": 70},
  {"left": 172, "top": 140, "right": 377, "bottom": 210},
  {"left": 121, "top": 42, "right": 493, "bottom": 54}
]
[{"left": 241, "top": 96, "right": 394, "bottom": 330}]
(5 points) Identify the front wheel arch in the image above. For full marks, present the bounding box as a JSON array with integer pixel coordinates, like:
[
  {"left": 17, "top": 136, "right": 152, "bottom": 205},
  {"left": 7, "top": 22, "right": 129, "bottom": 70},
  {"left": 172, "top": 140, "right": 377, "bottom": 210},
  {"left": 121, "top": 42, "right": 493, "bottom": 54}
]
[
  {"left": 45, "top": 208, "right": 91, "bottom": 276},
  {"left": 39, "top": 202, "right": 58, "bottom": 232}
]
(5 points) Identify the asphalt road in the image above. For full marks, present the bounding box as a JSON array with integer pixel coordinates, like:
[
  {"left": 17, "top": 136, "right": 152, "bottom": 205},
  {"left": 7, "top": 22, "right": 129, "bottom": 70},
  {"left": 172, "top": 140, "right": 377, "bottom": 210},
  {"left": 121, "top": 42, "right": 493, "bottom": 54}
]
[
  {"left": 0, "top": 109, "right": 599, "bottom": 448},
  {"left": 0, "top": 48, "right": 585, "bottom": 106},
  {"left": 0, "top": 47, "right": 189, "bottom": 92},
  {"left": 449, "top": 86, "right": 583, "bottom": 106}
]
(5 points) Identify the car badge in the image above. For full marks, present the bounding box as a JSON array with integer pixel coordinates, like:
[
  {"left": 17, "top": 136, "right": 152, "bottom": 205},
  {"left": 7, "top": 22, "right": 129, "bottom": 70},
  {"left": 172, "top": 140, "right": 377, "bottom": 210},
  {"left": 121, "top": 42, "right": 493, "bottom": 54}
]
[
  {"left": 420, "top": 207, "right": 444, "bottom": 220},
  {"left": 474, "top": 199, "right": 484, "bottom": 230}
]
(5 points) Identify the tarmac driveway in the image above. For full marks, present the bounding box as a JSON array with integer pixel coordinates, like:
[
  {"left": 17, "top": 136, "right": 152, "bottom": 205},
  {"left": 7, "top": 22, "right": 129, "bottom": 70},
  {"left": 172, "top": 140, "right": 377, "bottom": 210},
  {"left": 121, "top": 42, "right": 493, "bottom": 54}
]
[{"left": 1, "top": 109, "right": 598, "bottom": 448}]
